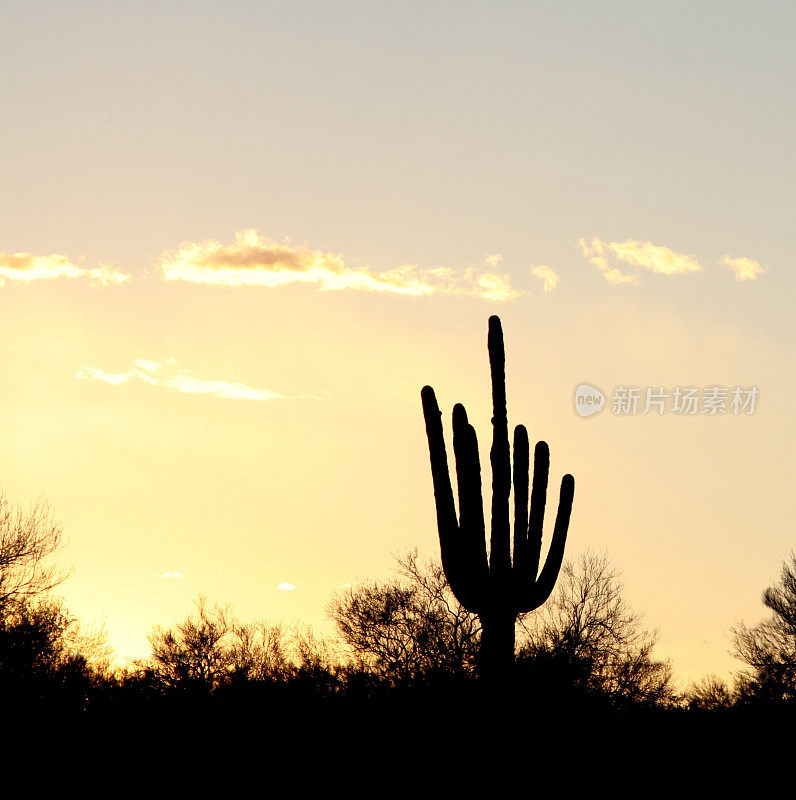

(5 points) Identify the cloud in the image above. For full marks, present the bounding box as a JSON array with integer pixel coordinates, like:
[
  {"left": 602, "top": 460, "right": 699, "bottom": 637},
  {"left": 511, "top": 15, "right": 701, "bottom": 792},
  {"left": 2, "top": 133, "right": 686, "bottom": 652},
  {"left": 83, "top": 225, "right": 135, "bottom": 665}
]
[
  {"left": 160, "top": 230, "right": 521, "bottom": 302},
  {"left": 0, "top": 251, "right": 130, "bottom": 287},
  {"left": 578, "top": 238, "right": 703, "bottom": 285},
  {"left": 530, "top": 265, "right": 560, "bottom": 293},
  {"left": 577, "top": 239, "right": 638, "bottom": 285},
  {"left": 608, "top": 240, "right": 702, "bottom": 275},
  {"left": 156, "top": 571, "right": 183, "bottom": 579},
  {"left": 76, "top": 359, "right": 325, "bottom": 401},
  {"left": 277, "top": 582, "right": 295, "bottom": 591},
  {"left": 721, "top": 255, "right": 765, "bottom": 282}
]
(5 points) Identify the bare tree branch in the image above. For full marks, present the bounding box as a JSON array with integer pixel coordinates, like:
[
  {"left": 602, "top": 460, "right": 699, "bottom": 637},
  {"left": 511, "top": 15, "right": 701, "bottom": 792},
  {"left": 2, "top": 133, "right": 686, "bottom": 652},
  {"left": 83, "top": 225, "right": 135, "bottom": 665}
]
[
  {"left": 327, "top": 549, "right": 481, "bottom": 685},
  {"left": 730, "top": 553, "right": 796, "bottom": 702},
  {"left": 0, "top": 488, "right": 71, "bottom": 611}
]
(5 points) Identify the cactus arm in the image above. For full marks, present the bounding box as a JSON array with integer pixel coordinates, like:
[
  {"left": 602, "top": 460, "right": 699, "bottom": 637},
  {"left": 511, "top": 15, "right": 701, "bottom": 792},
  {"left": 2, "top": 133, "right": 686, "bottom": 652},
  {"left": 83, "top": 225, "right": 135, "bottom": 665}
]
[
  {"left": 452, "top": 405, "right": 489, "bottom": 571},
  {"left": 512, "top": 425, "right": 530, "bottom": 571},
  {"left": 527, "top": 440, "right": 550, "bottom": 581},
  {"left": 488, "top": 315, "right": 511, "bottom": 575},
  {"left": 465, "top": 422, "right": 490, "bottom": 579},
  {"left": 421, "top": 385, "right": 460, "bottom": 576},
  {"left": 517, "top": 473, "right": 575, "bottom": 612},
  {"left": 452, "top": 403, "right": 489, "bottom": 610}
]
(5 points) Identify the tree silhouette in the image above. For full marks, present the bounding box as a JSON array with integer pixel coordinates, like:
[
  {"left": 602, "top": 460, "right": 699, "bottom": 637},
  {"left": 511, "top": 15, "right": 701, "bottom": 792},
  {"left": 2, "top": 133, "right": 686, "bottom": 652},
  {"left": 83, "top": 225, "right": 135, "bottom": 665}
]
[
  {"left": 328, "top": 550, "right": 480, "bottom": 686},
  {"left": 421, "top": 315, "right": 574, "bottom": 680},
  {"left": 0, "top": 489, "right": 110, "bottom": 715},
  {"left": 517, "top": 551, "right": 674, "bottom": 709},
  {"left": 0, "top": 597, "right": 105, "bottom": 714},
  {"left": 731, "top": 554, "right": 796, "bottom": 704},
  {"left": 0, "top": 488, "right": 70, "bottom": 612}
]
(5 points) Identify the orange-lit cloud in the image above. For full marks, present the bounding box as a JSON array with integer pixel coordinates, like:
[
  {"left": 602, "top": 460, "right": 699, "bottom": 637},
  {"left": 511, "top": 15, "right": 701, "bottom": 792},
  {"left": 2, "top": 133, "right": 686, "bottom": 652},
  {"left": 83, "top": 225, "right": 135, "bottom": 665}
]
[
  {"left": 578, "top": 238, "right": 703, "bottom": 285},
  {"left": 530, "top": 265, "right": 559, "bottom": 293},
  {"left": 721, "top": 255, "right": 765, "bottom": 282},
  {"left": 160, "top": 230, "right": 521, "bottom": 302},
  {"left": 0, "top": 251, "right": 130, "bottom": 287},
  {"left": 75, "top": 358, "right": 325, "bottom": 401}
]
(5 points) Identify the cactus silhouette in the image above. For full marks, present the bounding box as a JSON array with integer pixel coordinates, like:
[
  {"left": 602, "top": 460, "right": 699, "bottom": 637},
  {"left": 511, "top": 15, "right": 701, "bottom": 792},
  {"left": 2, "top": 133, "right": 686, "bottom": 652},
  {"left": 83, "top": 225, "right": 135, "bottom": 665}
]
[{"left": 421, "top": 315, "right": 575, "bottom": 681}]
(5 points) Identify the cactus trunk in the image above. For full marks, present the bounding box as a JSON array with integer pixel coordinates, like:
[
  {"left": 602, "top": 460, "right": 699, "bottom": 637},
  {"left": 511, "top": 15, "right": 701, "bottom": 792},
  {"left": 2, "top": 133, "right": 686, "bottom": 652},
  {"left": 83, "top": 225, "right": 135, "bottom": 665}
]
[{"left": 480, "top": 609, "right": 516, "bottom": 681}]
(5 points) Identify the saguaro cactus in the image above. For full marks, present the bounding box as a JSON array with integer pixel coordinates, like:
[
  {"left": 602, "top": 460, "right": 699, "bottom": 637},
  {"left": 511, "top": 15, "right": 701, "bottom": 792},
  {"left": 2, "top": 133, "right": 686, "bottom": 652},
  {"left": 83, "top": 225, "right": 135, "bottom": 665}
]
[{"left": 421, "top": 315, "right": 575, "bottom": 680}]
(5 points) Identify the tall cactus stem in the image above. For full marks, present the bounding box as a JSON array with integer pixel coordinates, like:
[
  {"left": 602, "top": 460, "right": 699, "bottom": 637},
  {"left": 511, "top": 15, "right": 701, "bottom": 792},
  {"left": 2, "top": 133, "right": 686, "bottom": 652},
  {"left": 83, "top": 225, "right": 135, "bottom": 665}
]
[{"left": 488, "top": 316, "right": 512, "bottom": 576}]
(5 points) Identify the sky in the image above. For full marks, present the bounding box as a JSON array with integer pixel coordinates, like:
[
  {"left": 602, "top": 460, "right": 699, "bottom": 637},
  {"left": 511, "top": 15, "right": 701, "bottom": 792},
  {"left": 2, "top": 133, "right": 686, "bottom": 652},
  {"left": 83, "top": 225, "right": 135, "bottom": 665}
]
[{"left": 1, "top": 0, "right": 793, "bottom": 686}]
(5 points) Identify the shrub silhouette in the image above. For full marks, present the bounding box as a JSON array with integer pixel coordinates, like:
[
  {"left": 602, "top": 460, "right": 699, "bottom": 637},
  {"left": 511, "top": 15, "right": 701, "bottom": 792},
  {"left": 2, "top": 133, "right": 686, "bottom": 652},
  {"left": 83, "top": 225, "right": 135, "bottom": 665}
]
[
  {"left": 0, "top": 598, "right": 99, "bottom": 714},
  {"left": 329, "top": 550, "right": 480, "bottom": 686},
  {"left": 145, "top": 596, "right": 288, "bottom": 695},
  {"left": 517, "top": 551, "right": 674, "bottom": 709}
]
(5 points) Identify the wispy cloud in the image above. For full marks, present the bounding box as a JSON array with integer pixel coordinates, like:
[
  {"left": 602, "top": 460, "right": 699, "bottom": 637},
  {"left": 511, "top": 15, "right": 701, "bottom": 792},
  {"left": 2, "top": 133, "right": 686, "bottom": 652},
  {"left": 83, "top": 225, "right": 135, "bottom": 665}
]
[
  {"left": 160, "top": 230, "right": 521, "bottom": 302},
  {"left": 156, "top": 571, "right": 183, "bottom": 579},
  {"left": 0, "top": 251, "right": 130, "bottom": 288},
  {"left": 76, "top": 358, "right": 325, "bottom": 401},
  {"left": 530, "top": 265, "right": 559, "bottom": 293},
  {"left": 721, "top": 255, "right": 765, "bottom": 282},
  {"left": 578, "top": 238, "right": 703, "bottom": 285},
  {"left": 277, "top": 582, "right": 295, "bottom": 591}
]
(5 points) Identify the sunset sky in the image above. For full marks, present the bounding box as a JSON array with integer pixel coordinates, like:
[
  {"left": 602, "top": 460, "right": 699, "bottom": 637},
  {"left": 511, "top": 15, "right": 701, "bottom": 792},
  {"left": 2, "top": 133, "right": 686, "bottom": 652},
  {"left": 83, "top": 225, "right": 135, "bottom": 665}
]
[{"left": 1, "top": 1, "right": 793, "bottom": 686}]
